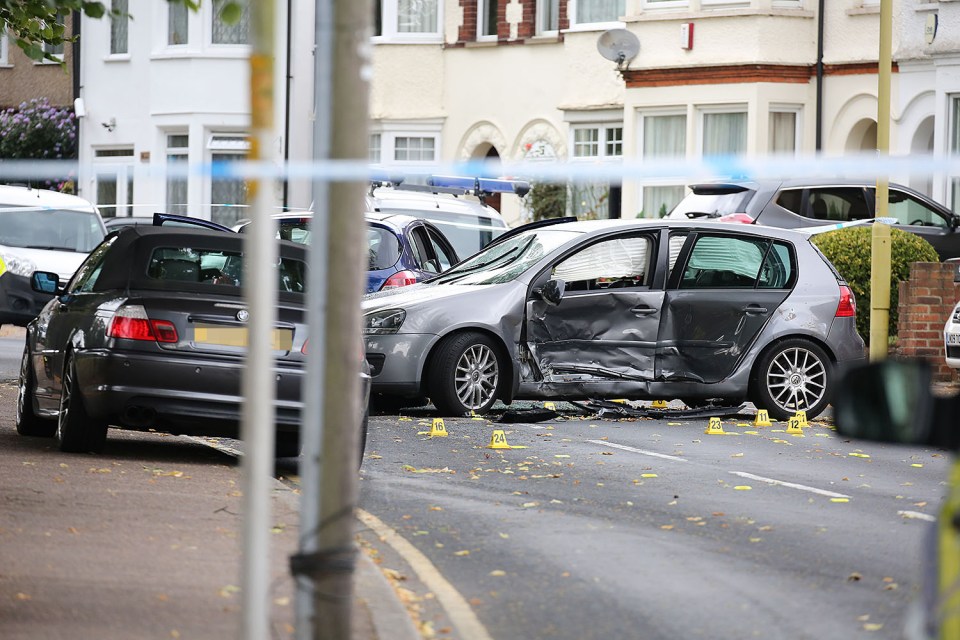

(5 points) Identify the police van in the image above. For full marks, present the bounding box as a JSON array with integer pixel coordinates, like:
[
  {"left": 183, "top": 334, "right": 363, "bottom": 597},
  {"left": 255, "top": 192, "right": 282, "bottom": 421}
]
[{"left": 0, "top": 185, "right": 106, "bottom": 328}]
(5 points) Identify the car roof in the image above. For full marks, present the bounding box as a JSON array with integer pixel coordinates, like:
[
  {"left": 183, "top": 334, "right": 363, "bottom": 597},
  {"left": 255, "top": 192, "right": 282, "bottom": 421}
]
[
  {"left": 0, "top": 184, "right": 98, "bottom": 212},
  {"left": 690, "top": 178, "right": 919, "bottom": 191},
  {"left": 533, "top": 217, "right": 817, "bottom": 242},
  {"left": 367, "top": 186, "right": 504, "bottom": 221}
]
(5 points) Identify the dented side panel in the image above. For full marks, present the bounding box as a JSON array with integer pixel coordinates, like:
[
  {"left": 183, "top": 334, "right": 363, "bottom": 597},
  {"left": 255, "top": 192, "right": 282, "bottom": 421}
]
[{"left": 525, "top": 290, "right": 665, "bottom": 385}]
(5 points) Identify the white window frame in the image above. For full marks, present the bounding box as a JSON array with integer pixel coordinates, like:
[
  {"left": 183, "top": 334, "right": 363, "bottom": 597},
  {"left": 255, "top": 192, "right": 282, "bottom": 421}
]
[
  {"left": 0, "top": 24, "right": 9, "bottom": 66},
  {"left": 93, "top": 148, "right": 135, "bottom": 218},
  {"left": 210, "top": 0, "right": 250, "bottom": 47},
  {"left": 637, "top": 109, "right": 688, "bottom": 219},
  {"left": 768, "top": 105, "right": 801, "bottom": 156},
  {"left": 701, "top": 0, "right": 751, "bottom": 8},
  {"left": 567, "top": 0, "right": 626, "bottom": 31},
  {"left": 641, "top": 0, "right": 689, "bottom": 10},
  {"left": 477, "top": 0, "right": 498, "bottom": 41},
  {"left": 109, "top": 0, "right": 129, "bottom": 56},
  {"left": 165, "top": 133, "right": 190, "bottom": 215},
  {"left": 569, "top": 123, "right": 623, "bottom": 161},
  {"left": 208, "top": 133, "right": 250, "bottom": 225},
  {"left": 949, "top": 95, "right": 960, "bottom": 212},
  {"left": 370, "top": 120, "right": 443, "bottom": 167},
  {"left": 374, "top": 0, "right": 444, "bottom": 44},
  {"left": 38, "top": 13, "right": 66, "bottom": 64},
  {"left": 697, "top": 105, "right": 748, "bottom": 158},
  {"left": 536, "top": 0, "right": 560, "bottom": 35},
  {"left": 166, "top": 0, "right": 190, "bottom": 47}
]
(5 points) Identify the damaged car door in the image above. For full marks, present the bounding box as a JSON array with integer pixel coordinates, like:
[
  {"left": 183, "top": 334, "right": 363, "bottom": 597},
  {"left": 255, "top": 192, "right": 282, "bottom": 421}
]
[
  {"left": 524, "top": 232, "right": 663, "bottom": 392},
  {"left": 658, "top": 231, "right": 794, "bottom": 383}
]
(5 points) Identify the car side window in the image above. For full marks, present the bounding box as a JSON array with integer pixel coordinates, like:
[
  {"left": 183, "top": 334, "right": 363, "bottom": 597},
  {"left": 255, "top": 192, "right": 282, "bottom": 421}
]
[
  {"left": 426, "top": 228, "right": 457, "bottom": 271},
  {"left": 68, "top": 235, "right": 118, "bottom": 294},
  {"left": 885, "top": 190, "right": 949, "bottom": 228},
  {"left": 803, "top": 187, "right": 870, "bottom": 222},
  {"left": 775, "top": 189, "right": 804, "bottom": 215},
  {"left": 408, "top": 227, "right": 438, "bottom": 273},
  {"left": 552, "top": 235, "right": 653, "bottom": 292},
  {"left": 679, "top": 235, "right": 769, "bottom": 289},
  {"left": 757, "top": 242, "right": 794, "bottom": 289}
]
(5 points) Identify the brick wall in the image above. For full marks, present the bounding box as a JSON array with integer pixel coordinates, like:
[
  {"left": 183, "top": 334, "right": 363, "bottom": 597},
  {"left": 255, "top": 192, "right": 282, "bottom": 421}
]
[{"left": 896, "top": 262, "right": 960, "bottom": 382}]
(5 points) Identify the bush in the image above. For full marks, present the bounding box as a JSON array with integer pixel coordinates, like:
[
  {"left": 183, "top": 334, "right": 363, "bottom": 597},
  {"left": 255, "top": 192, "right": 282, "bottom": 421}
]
[
  {"left": 813, "top": 226, "right": 940, "bottom": 345},
  {"left": 0, "top": 98, "right": 77, "bottom": 160},
  {"left": 525, "top": 182, "right": 567, "bottom": 221}
]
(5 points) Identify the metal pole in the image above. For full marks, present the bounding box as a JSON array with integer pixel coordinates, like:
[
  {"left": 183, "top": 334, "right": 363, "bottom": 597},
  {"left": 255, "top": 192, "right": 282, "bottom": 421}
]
[
  {"left": 870, "top": 0, "right": 893, "bottom": 360},
  {"left": 241, "top": 0, "right": 280, "bottom": 637},
  {"left": 295, "top": 0, "right": 333, "bottom": 635}
]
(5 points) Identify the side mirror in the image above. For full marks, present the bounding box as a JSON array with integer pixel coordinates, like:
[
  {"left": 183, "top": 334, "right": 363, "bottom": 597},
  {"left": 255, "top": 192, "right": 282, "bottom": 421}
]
[
  {"left": 536, "top": 278, "right": 565, "bottom": 306},
  {"left": 834, "top": 360, "right": 951, "bottom": 447},
  {"left": 31, "top": 271, "right": 61, "bottom": 295}
]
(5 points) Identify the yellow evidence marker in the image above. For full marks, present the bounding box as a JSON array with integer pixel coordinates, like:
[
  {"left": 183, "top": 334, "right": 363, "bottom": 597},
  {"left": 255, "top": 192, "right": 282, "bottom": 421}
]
[
  {"left": 753, "top": 409, "right": 773, "bottom": 427},
  {"left": 704, "top": 417, "right": 726, "bottom": 435},
  {"left": 487, "top": 429, "right": 527, "bottom": 449},
  {"left": 418, "top": 418, "right": 449, "bottom": 437},
  {"left": 786, "top": 417, "right": 804, "bottom": 436}
]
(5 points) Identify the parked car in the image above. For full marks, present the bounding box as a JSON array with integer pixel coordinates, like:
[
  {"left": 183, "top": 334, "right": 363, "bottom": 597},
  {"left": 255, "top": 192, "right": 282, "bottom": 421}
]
[
  {"left": 947, "top": 299, "right": 960, "bottom": 370},
  {"left": 104, "top": 216, "right": 156, "bottom": 230},
  {"left": 15, "top": 225, "right": 368, "bottom": 458},
  {"left": 668, "top": 179, "right": 960, "bottom": 261},
  {"left": 0, "top": 185, "right": 106, "bottom": 328},
  {"left": 232, "top": 211, "right": 461, "bottom": 293},
  {"left": 363, "top": 218, "right": 866, "bottom": 419}
]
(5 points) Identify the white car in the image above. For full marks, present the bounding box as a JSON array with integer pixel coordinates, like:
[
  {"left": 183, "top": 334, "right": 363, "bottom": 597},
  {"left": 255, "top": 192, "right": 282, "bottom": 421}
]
[{"left": 947, "top": 299, "right": 960, "bottom": 370}]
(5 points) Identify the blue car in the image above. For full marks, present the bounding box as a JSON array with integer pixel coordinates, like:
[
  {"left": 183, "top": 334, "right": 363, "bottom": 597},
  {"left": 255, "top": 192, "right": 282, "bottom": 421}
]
[{"left": 365, "top": 211, "right": 459, "bottom": 293}]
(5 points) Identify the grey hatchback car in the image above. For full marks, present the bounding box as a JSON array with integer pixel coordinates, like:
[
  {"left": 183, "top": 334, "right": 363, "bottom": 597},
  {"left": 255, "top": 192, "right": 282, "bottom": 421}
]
[
  {"left": 363, "top": 219, "right": 866, "bottom": 420},
  {"left": 668, "top": 179, "right": 960, "bottom": 261}
]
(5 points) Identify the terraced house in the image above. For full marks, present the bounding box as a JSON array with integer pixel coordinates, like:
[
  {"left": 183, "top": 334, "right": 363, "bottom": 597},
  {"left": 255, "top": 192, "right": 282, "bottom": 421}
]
[{"left": 72, "top": 1, "right": 960, "bottom": 224}]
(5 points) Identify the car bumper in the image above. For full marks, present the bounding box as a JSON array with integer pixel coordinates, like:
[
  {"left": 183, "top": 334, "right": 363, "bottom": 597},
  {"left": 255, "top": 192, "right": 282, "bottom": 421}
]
[
  {"left": 0, "top": 272, "right": 53, "bottom": 327},
  {"left": 74, "top": 348, "right": 305, "bottom": 436},
  {"left": 946, "top": 325, "right": 960, "bottom": 369},
  {"left": 364, "top": 332, "right": 436, "bottom": 397}
]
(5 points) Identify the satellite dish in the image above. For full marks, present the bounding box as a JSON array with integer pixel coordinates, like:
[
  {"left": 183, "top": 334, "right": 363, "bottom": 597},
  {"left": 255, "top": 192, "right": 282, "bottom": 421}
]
[{"left": 597, "top": 28, "right": 640, "bottom": 69}]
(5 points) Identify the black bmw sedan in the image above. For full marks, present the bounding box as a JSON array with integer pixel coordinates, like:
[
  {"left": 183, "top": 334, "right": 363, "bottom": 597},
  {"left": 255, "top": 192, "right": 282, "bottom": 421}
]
[{"left": 15, "top": 225, "right": 331, "bottom": 456}]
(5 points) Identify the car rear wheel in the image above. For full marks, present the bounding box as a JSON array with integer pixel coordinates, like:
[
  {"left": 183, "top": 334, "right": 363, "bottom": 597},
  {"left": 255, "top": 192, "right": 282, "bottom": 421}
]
[
  {"left": 16, "top": 347, "right": 56, "bottom": 437},
  {"left": 429, "top": 332, "right": 502, "bottom": 416},
  {"left": 753, "top": 338, "right": 831, "bottom": 420},
  {"left": 56, "top": 354, "right": 108, "bottom": 453}
]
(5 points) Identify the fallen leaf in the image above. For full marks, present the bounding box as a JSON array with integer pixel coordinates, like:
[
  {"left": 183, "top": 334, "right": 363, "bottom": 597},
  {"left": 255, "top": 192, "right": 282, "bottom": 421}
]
[
  {"left": 489, "top": 570, "right": 506, "bottom": 577},
  {"left": 429, "top": 506, "right": 443, "bottom": 511},
  {"left": 16, "top": 593, "right": 31, "bottom": 601},
  {"left": 660, "top": 524, "right": 674, "bottom": 530},
  {"left": 454, "top": 550, "right": 470, "bottom": 556},
  {"left": 863, "top": 623, "right": 883, "bottom": 631},
  {"left": 641, "top": 473, "right": 658, "bottom": 478},
  {"left": 730, "top": 453, "right": 744, "bottom": 458},
  {"left": 219, "top": 585, "right": 241, "bottom": 598},
  {"left": 522, "top": 502, "right": 540, "bottom": 508},
  {"left": 848, "top": 572, "right": 862, "bottom": 582},
  {"left": 734, "top": 486, "right": 752, "bottom": 491}
]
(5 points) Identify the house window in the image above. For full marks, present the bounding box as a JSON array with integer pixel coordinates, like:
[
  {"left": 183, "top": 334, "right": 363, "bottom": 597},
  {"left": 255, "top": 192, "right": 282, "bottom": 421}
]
[
  {"left": 701, "top": 110, "right": 747, "bottom": 157},
  {"left": 166, "top": 134, "right": 189, "bottom": 215},
  {"left": 537, "top": 0, "right": 559, "bottom": 33},
  {"left": 94, "top": 148, "right": 135, "bottom": 218},
  {"left": 370, "top": 134, "right": 382, "bottom": 163},
  {"left": 769, "top": 109, "right": 799, "bottom": 154},
  {"left": 479, "top": 0, "right": 498, "bottom": 40},
  {"left": 40, "top": 13, "right": 66, "bottom": 61},
  {"left": 394, "top": 136, "right": 435, "bottom": 162},
  {"left": 209, "top": 134, "right": 250, "bottom": 226},
  {"left": 573, "top": 0, "right": 625, "bottom": 25},
  {"left": 641, "top": 113, "right": 687, "bottom": 218},
  {"left": 570, "top": 122, "right": 623, "bottom": 219},
  {"left": 110, "top": 0, "right": 128, "bottom": 55},
  {"left": 0, "top": 23, "right": 8, "bottom": 65},
  {"left": 168, "top": 2, "right": 189, "bottom": 45},
  {"left": 212, "top": 0, "right": 249, "bottom": 45},
  {"left": 643, "top": 0, "right": 688, "bottom": 8},
  {"left": 373, "top": 0, "right": 442, "bottom": 40}
]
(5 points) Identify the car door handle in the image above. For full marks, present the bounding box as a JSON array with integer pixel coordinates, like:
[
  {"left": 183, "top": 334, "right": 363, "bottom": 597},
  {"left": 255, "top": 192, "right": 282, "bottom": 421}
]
[
  {"left": 631, "top": 307, "right": 657, "bottom": 316},
  {"left": 743, "top": 304, "right": 768, "bottom": 314}
]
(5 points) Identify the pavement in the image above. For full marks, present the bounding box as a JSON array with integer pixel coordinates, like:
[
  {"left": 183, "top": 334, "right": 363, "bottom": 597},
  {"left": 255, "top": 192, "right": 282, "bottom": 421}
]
[{"left": 0, "top": 377, "right": 419, "bottom": 640}]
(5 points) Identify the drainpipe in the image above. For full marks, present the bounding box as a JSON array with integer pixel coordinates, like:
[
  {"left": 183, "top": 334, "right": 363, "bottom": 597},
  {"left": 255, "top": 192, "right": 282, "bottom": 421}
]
[
  {"left": 71, "top": 10, "right": 81, "bottom": 103},
  {"left": 815, "top": 0, "right": 824, "bottom": 151},
  {"left": 282, "top": 0, "right": 292, "bottom": 207}
]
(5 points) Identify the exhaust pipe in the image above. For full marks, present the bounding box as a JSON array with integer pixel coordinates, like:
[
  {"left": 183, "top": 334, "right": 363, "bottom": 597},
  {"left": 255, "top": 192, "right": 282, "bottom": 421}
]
[{"left": 122, "top": 405, "right": 157, "bottom": 427}]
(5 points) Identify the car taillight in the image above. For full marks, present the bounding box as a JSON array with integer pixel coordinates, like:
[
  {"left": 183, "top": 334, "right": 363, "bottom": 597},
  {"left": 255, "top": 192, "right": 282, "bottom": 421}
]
[
  {"left": 836, "top": 285, "right": 856, "bottom": 318},
  {"left": 108, "top": 305, "right": 179, "bottom": 343},
  {"left": 716, "top": 213, "right": 755, "bottom": 224},
  {"left": 380, "top": 270, "right": 418, "bottom": 290}
]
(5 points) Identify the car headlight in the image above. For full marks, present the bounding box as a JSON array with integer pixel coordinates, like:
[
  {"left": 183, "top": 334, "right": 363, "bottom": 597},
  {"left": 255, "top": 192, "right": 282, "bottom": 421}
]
[
  {"left": 954, "top": 306, "right": 960, "bottom": 323},
  {"left": 364, "top": 308, "right": 406, "bottom": 335},
  {"left": 0, "top": 251, "right": 37, "bottom": 277}
]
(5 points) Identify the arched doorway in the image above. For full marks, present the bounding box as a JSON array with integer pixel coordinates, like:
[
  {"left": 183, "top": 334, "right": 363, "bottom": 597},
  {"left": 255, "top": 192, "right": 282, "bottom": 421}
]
[
  {"left": 910, "top": 116, "right": 935, "bottom": 197},
  {"left": 470, "top": 143, "right": 503, "bottom": 212},
  {"left": 845, "top": 119, "right": 877, "bottom": 153}
]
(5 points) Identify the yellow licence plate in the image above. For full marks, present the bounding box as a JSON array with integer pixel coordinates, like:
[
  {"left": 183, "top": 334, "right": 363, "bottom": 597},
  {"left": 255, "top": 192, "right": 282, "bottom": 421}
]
[{"left": 193, "top": 325, "right": 294, "bottom": 351}]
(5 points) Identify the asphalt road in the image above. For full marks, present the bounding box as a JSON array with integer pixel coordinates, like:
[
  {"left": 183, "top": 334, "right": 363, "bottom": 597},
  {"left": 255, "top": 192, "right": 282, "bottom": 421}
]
[
  {"left": 0, "top": 332, "right": 25, "bottom": 381},
  {"left": 357, "top": 406, "right": 949, "bottom": 640}
]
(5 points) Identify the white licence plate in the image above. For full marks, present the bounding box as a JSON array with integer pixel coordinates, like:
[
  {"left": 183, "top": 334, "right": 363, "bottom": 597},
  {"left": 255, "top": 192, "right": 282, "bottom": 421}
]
[{"left": 947, "top": 333, "right": 960, "bottom": 345}]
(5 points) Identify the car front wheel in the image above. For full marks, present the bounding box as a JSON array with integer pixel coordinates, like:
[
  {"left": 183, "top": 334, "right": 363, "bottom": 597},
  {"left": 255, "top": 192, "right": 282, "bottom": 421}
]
[
  {"left": 753, "top": 338, "right": 831, "bottom": 420},
  {"left": 56, "top": 354, "right": 108, "bottom": 453},
  {"left": 16, "top": 347, "right": 56, "bottom": 437},
  {"left": 429, "top": 332, "right": 502, "bottom": 416}
]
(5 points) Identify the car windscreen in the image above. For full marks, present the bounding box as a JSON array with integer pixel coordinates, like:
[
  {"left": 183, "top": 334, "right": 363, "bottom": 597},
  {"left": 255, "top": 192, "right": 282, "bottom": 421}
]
[
  {"left": 668, "top": 191, "right": 755, "bottom": 219},
  {"left": 380, "top": 208, "right": 507, "bottom": 258},
  {"left": 429, "top": 228, "right": 580, "bottom": 286},
  {"left": 0, "top": 206, "right": 105, "bottom": 252},
  {"left": 368, "top": 226, "right": 401, "bottom": 270},
  {"left": 146, "top": 247, "right": 307, "bottom": 293}
]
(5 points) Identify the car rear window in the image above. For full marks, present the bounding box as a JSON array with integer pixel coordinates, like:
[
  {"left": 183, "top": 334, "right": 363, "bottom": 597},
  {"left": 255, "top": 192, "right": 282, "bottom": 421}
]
[
  {"left": 146, "top": 247, "right": 306, "bottom": 293},
  {"left": 368, "top": 226, "right": 401, "bottom": 270},
  {"left": 669, "top": 191, "right": 754, "bottom": 219}
]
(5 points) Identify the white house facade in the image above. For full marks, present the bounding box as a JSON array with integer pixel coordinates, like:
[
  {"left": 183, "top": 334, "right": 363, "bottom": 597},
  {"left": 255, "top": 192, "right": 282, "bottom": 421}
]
[{"left": 77, "top": 1, "right": 960, "bottom": 226}]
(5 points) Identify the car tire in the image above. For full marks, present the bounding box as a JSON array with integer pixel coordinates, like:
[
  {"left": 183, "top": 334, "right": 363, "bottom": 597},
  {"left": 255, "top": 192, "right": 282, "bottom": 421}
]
[
  {"left": 16, "top": 347, "right": 56, "bottom": 437},
  {"left": 752, "top": 338, "right": 832, "bottom": 421},
  {"left": 429, "top": 332, "right": 502, "bottom": 416},
  {"left": 358, "top": 405, "right": 369, "bottom": 468},
  {"left": 56, "top": 354, "right": 108, "bottom": 453}
]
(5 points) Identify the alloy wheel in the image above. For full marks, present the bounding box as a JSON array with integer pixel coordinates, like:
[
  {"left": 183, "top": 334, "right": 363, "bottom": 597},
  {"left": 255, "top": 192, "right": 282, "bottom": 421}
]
[
  {"left": 454, "top": 344, "right": 499, "bottom": 410},
  {"left": 765, "top": 346, "right": 827, "bottom": 414}
]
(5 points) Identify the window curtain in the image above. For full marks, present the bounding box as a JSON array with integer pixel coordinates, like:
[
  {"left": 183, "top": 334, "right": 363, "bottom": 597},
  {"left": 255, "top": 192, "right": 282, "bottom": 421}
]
[
  {"left": 110, "top": 0, "right": 128, "bottom": 54},
  {"left": 643, "top": 185, "right": 684, "bottom": 218},
  {"left": 577, "top": 0, "right": 625, "bottom": 23},
  {"left": 769, "top": 112, "right": 796, "bottom": 154},
  {"left": 703, "top": 112, "right": 746, "bottom": 157},
  {"left": 398, "top": 0, "right": 438, "bottom": 33},
  {"left": 168, "top": 3, "right": 188, "bottom": 45},
  {"left": 213, "top": 0, "right": 249, "bottom": 44},
  {"left": 644, "top": 114, "right": 685, "bottom": 157}
]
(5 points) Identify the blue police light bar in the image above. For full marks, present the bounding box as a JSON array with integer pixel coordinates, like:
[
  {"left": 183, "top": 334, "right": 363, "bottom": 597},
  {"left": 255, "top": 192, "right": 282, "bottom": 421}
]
[
  {"left": 428, "top": 175, "right": 530, "bottom": 196},
  {"left": 369, "top": 168, "right": 404, "bottom": 187}
]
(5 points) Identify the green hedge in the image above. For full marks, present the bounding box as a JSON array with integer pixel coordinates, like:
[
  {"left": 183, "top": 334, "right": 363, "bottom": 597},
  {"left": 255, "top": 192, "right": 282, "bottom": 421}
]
[{"left": 812, "top": 226, "right": 939, "bottom": 345}]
